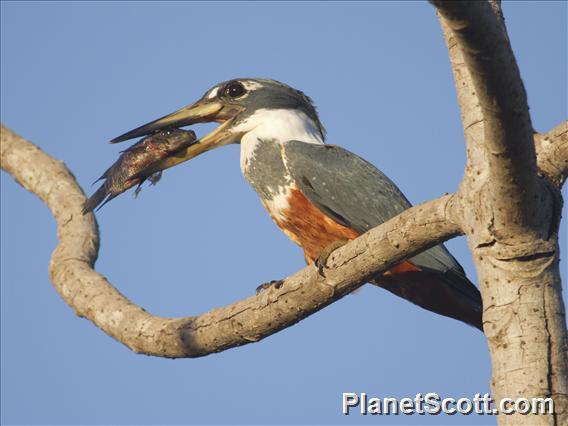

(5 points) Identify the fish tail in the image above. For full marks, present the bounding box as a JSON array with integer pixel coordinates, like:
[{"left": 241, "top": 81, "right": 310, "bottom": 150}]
[
  {"left": 95, "top": 192, "right": 119, "bottom": 212},
  {"left": 82, "top": 184, "right": 110, "bottom": 214}
]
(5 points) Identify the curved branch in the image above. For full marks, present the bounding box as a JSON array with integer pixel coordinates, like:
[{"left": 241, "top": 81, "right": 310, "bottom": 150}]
[
  {"left": 432, "top": 0, "right": 539, "bottom": 239},
  {"left": 1, "top": 125, "right": 462, "bottom": 358},
  {"left": 536, "top": 121, "right": 568, "bottom": 188}
]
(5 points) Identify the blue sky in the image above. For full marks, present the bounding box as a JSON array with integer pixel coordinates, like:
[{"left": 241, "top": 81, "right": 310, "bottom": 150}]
[{"left": 1, "top": 1, "right": 566, "bottom": 425}]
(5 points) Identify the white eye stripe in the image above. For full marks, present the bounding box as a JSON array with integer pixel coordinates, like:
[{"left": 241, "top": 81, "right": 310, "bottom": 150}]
[
  {"left": 205, "top": 80, "right": 263, "bottom": 101},
  {"left": 207, "top": 87, "right": 220, "bottom": 99},
  {"left": 242, "top": 81, "right": 264, "bottom": 91}
]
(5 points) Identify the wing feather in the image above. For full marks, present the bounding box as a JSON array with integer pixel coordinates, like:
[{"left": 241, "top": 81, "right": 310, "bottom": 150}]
[{"left": 283, "top": 141, "right": 465, "bottom": 276}]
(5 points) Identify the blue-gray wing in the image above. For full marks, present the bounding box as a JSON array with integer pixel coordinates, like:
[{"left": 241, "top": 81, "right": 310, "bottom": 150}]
[{"left": 282, "top": 141, "right": 464, "bottom": 276}]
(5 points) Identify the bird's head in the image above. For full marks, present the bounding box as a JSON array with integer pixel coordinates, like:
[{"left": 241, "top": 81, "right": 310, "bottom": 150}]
[{"left": 111, "top": 78, "right": 325, "bottom": 169}]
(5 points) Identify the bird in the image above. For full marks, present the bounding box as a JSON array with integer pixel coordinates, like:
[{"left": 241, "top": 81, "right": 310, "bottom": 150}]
[{"left": 110, "top": 78, "right": 483, "bottom": 331}]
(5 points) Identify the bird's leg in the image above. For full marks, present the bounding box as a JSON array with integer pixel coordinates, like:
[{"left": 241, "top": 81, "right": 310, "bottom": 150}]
[
  {"left": 315, "top": 239, "right": 350, "bottom": 277},
  {"left": 256, "top": 279, "right": 284, "bottom": 295}
]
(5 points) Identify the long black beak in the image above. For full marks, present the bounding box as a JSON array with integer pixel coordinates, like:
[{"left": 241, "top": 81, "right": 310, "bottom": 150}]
[
  {"left": 109, "top": 99, "right": 244, "bottom": 171},
  {"left": 110, "top": 100, "right": 225, "bottom": 143}
]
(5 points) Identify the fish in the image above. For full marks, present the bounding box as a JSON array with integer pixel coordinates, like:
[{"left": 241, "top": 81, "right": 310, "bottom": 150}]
[{"left": 82, "top": 128, "right": 197, "bottom": 214}]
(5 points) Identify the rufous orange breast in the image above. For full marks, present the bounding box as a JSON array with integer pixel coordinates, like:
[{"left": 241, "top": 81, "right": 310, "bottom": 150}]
[{"left": 263, "top": 186, "right": 422, "bottom": 276}]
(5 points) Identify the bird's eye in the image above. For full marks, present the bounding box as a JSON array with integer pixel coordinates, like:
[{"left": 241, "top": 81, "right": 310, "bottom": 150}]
[{"left": 225, "top": 82, "right": 246, "bottom": 98}]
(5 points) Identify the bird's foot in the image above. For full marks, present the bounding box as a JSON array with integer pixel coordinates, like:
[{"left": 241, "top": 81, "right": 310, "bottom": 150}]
[
  {"left": 256, "top": 279, "right": 284, "bottom": 295},
  {"left": 315, "top": 240, "right": 350, "bottom": 277}
]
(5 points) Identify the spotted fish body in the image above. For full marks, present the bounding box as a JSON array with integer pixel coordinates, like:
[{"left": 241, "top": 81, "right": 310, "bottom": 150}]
[{"left": 83, "top": 129, "right": 197, "bottom": 213}]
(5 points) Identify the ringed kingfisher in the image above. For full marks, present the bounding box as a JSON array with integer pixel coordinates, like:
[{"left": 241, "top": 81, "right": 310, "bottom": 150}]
[{"left": 110, "top": 78, "right": 483, "bottom": 331}]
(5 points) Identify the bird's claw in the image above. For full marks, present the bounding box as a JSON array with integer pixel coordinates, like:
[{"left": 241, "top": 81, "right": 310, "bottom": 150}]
[
  {"left": 256, "top": 279, "right": 284, "bottom": 295},
  {"left": 315, "top": 240, "right": 350, "bottom": 277}
]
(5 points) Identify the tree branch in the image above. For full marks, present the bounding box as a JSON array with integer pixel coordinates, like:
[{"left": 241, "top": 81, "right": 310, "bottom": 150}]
[
  {"left": 433, "top": 0, "right": 540, "bottom": 240},
  {"left": 1, "top": 124, "right": 462, "bottom": 358},
  {"left": 536, "top": 121, "right": 568, "bottom": 188}
]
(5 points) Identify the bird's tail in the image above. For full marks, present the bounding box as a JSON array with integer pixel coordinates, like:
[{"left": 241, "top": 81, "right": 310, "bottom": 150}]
[{"left": 371, "top": 267, "right": 483, "bottom": 331}]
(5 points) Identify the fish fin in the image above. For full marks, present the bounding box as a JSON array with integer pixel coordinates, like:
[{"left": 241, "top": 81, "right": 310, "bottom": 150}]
[
  {"left": 129, "top": 163, "right": 161, "bottom": 181},
  {"left": 134, "top": 178, "right": 147, "bottom": 198},
  {"left": 148, "top": 171, "right": 162, "bottom": 185},
  {"left": 120, "top": 141, "right": 146, "bottom": 154},
  {"left": 93, "top": 164, "right": 115, "bottom": 184}
]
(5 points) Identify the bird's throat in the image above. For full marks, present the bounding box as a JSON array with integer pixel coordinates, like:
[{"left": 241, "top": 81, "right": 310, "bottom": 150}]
[{"left": 238, "top": 108, "right": 324, "bottom": 173}]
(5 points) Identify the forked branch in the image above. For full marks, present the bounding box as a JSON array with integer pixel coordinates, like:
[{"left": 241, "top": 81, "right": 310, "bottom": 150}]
[
  {"left": 536, "top": 121, "right": 568, "bottom": 188},
  {"left": 2, "top": 119, "right": 565, "bottom": 358}
]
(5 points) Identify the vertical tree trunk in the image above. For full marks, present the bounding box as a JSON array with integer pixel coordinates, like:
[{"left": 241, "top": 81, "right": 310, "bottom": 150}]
[{"left": 435, "top": 2, "right": 568, "bottom": 424}]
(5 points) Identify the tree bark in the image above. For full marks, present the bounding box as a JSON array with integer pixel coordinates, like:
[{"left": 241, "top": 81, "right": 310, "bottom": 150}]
[
  {"left": 433, "top": 1, "right": 567, "bottom": 424},
  {"left": 535, "top": 122, "right": 568, "bottom": 188}
]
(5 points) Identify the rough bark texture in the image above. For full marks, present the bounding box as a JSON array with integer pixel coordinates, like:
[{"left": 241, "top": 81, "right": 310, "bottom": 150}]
[
  {"left": 434, "top": 1, "right": 541, "bottom": 240},
  {"left": 434, "top": 1, "right": 567, "bottom": 425},
  {"left": 1, "top": 2, "right": 567, "bottom": 424},
  {"left": 1, "top": 124, "right": 462, "bottom": 358},
  {"left": 535, "top": 122, "right": 568, "bottom": 188}
]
